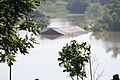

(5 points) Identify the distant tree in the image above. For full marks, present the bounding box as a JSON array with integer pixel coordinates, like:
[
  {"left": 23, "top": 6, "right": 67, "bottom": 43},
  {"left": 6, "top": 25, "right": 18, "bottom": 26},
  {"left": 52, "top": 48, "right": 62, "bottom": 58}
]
[
  {"left": 65, "top": 0, "right": 73, "bottom": 11},
  {"left": 99, "top": 0, "right": 109, "bottom": 5},
  {"left": 68, "top": 0, "right": 90, "bottom": 14},
  {"left": 90, "top": 0, "right": 120, "bottom": 31},
  {"left": 63, "top": 0, "right": 91, "bottom": 14},
  {"left": 28, "top": 10, "right": 49, "bottom": 30},
  {"left": 85, "top": 3, "right": 103, "bottom": 19},
  {"left": 0, "top": 0, "right": 44, "bottom": 80},
  {"left": 47, "top": 0, "right": 57, "bottom": 3},
  {"left": 90, "top": 0, "right": 109, "bottom": 4},
  {"left": 58, "top": 40, "right": 91, "bottom": 80},
  {"left": 40, "top": 0, "right": 68, "bottom": 17},
  {"left": 90, "top": 0, "right": 100, "bottom": 3},
  {"left": 40, "top": 1, "right": 56, "bottom": 12},
  {"left": 29, "top": 10, "right": 44, "bottom": 18}
]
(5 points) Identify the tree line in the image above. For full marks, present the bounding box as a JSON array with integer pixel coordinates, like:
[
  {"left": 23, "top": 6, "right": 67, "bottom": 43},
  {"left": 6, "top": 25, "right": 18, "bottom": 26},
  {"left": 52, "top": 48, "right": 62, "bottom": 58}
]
[
  {"left": 40, "top": 0, "right": 120, "bottom": 32},
  {"left": 90, "top": 0, "right": 120, "bottom": 31},
  {"left": 41, "top": 0, "right": 109, "bottom": 14}
]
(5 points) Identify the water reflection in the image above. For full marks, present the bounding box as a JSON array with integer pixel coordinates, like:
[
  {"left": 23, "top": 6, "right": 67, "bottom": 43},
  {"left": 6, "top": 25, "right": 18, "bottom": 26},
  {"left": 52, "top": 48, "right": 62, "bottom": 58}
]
[
  {"left": 40, "top": 35, "right": 62, "bottom": 40},
  {"left": 40, "top": 34, "right": 84, "bottom": 40},
  {"left": 91, "top": 32, "right": 120, "bottom": 58}
]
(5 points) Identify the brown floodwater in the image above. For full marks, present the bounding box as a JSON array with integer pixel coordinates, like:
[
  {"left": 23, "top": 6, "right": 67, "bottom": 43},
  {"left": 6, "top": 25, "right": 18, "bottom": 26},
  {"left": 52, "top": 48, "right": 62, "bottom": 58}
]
[{"left": 0, "top": 18, "right": 120, "bottom": 80}]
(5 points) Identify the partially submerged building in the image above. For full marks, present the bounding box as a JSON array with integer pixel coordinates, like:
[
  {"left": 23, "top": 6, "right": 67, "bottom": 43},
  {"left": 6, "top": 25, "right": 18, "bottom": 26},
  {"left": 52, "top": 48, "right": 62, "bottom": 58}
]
[
  {"left": 41, "top": 26, "right": 87, "bottom": 36},
  {"left": 40, "top": 26, "right": 87, "bottom": 40}
]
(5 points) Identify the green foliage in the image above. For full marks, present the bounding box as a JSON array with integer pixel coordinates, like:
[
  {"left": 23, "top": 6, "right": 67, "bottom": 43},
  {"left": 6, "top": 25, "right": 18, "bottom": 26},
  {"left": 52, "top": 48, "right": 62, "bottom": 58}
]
[
  {"left": 0, "top": 0, "right": 44, "bottom": 66},
  {"left": 90, "top": 0, "right": 120, "bottom": 32},
  {"left": 99, "top": 0, "right": 109, "bottom": 5},
  {"left": 28, "top": 10, "right": 50, "bottom": 30},
  {"left": 40, "top": 1, "right": 68, "bottom": 17},
  {"left": 58, "top": 40, "right": 91, "bottom": 80},
  {"left": 68, "top": 0, "right": 90, "bottom": 14},
  {"left": 85, "top": 3, "right": 103, "bottom": 19},
  {"left": 90, "top": 0, "right": 109, "bottom": 4},
  {"left": 47, "top": 0, "right": 57, "bottom": 3},
  {"left": 80, "top": 3, "right": 103, "bottom": 31},
  {"left": 34, "top": 17, "right": 49, "bottom": 30},
  {"left": 38, "top": 0, "right": 110, "bottom": 17},
  {"left": 90, "top": 0, "right": 100, "bottom": 3}
]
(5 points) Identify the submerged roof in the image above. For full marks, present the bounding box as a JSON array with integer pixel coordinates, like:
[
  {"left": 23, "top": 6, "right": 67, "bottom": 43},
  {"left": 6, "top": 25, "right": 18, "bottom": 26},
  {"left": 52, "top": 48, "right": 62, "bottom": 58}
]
[{"left": 41, "top": 26, "right": 87, "bottom": 36}]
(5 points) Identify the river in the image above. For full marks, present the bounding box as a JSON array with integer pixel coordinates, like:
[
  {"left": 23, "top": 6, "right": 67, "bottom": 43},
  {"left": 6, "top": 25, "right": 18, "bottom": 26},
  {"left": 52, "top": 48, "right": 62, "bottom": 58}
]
[{"left": 0, "top": 18, "right": 120, "bottom": 80}]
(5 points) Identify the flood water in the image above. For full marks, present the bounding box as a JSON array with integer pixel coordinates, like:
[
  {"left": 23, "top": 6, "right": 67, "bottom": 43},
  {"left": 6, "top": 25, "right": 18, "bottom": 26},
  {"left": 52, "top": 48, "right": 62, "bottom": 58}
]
[{"left": 0, "top": 18, "right": 120, "bottom": 80}]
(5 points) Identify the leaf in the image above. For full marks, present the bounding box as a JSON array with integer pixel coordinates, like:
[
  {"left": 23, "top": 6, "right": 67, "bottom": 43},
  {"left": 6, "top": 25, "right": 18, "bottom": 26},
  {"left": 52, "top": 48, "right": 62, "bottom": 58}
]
[
  {"left": 58, "top": 58, "right": 63, "bottom": 61},
  {"left": 63, "top": 69, "right": 67, "bottom": 72}
]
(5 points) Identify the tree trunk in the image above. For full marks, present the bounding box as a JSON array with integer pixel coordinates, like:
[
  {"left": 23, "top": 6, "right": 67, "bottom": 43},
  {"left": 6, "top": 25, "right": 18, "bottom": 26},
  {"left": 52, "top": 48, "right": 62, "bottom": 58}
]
[
  {"left": 81, "top": 76, "right": 84, "bottom": 80},
  {"left": 89, "top": 57, "right": 93, "bottom": 80},
  {"left": 71, "top": 76, "right": 74, "bottom": 80},
  {"left": 77, "top": 75, "right": 79, "bottom": 80},
  {"left": 9, "top": 65, "right": 11, "bottom": 80}
]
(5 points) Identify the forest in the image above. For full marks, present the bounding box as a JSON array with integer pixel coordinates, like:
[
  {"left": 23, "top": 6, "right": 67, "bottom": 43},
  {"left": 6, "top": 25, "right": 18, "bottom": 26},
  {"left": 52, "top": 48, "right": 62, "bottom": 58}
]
[{"left": 40, "top": 0, "right": 109, "bottom": 14}]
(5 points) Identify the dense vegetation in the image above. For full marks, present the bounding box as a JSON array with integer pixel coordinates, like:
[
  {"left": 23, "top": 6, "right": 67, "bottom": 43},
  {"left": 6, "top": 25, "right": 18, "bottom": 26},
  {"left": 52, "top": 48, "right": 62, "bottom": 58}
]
[
  {"left": 90, "top": 0, "right": 120, "bottom": 31},
  {"left": 28, "top": 10, "right": 49, "bottom": 30},
  {"left": 40, "top": 0, "right": 68, "bottom": 17},
  {"left": 40, "top": 0, "right": 109, "bottom": 15}
]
